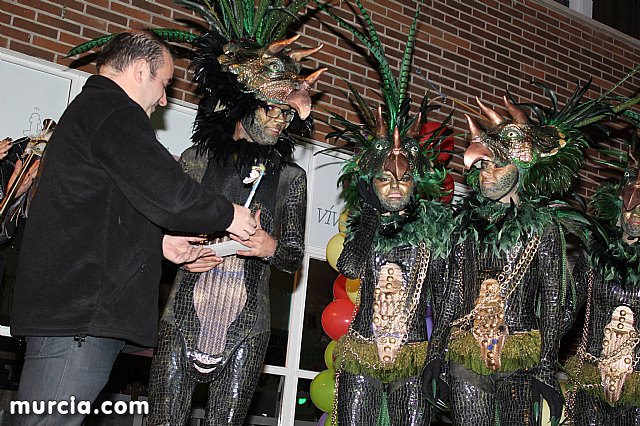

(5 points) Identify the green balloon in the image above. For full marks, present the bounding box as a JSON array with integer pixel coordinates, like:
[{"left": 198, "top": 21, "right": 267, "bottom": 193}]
[
  {"left": 324, "top": 340, "right": 337, "bottom": 370},
  {"left": 310, "top": 369, "right": 336, "bottom": 413},
  {"left": 325, "top": 412, "right": 336, "bottom": 426}
]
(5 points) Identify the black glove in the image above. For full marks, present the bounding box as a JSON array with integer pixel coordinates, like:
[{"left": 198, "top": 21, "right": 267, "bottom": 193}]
[
  {"left": 422, "top": 358, "right": 450, "bottom": 407},
  {"left": 356, "top": 178, "right": 382, "bottom": 211},
  {"left": 531, "top": 378, "right": 563, "bottom": 426}
]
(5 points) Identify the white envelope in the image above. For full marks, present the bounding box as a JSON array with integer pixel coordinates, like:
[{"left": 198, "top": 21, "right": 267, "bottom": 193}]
[{"left": 203, "top": 239, "right": 251, "bottom": 257}]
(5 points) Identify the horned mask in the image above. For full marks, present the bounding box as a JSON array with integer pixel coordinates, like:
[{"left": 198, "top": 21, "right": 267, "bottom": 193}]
[
  {"left": 464, "top": 96, "right": 565, "bottom": 170},
  {"left": 218, "top": 35, "right": 325, "bottom": 119}
]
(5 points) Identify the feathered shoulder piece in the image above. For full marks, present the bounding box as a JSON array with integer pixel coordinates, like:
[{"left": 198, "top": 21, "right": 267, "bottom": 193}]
[
  {"left": 454, "top": 193, "right": 590, "bottom": 258},
  {"left": 382, "top": 199, "right": 455, "bottom": 259},
  {"left": 204, "top": 128, "right": 296, "bottom": 171},
  {"left": 589, "top": 223, "right": 640, "bottom": 286}
]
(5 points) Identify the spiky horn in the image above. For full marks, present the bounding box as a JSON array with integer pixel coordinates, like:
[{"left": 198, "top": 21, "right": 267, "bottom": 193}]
[
  {"left": 289, "top": 44, "right": 323, "bottom": 62},
  {"left": 476, "top": 97, "right": 505, "bottom": 127},
  {"left": 265, "top": 34, "right": 300, "bottom": 55}
]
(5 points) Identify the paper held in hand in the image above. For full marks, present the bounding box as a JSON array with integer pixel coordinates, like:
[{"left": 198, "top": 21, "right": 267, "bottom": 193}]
[{"left": 203, "top": 239, "right": 251, "bottom": 257}]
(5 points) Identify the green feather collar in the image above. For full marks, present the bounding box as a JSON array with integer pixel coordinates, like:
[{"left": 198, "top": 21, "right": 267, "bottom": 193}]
[
  {"left": 455, "top": 194, "right": 555, "bottom": 257},
  {"left": 590, "top": 225, "right": 640, "bottom": 286},
  {"left": 374, "top": 199, "right": 454, "bottom": 259}
]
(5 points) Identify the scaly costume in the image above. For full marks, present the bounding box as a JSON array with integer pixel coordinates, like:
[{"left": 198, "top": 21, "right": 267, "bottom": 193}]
[
  {"left": 146, "top": 1, "right": 325, "bottom": 424},
  {"left": 565, "top": 131, "right": 640, "bottom": 426},
  {"left": 425, "top": 81, "right": 640, "bottom": 425},
  {"left": 317, "top": 1, "right": 455, "bottom": 424}
]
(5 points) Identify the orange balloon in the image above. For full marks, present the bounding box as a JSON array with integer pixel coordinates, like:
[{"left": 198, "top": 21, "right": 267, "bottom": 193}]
[{"left": 345, "top": 278, "right": 361, "bottom": 304}]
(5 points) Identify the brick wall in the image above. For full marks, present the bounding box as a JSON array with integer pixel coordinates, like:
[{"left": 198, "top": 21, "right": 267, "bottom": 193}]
[{"left": 1, "top": 0, "right": 639, "bottom": 199}]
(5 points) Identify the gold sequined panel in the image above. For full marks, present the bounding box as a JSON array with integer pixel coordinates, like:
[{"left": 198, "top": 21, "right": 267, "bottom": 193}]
[
  {"left": 600, "top": 305, "right": 639, "bottom": 404},
  {"left": 472, "top": 278, "right": 509, "bottom": 371},
  {"left": 372, "top": 262, "right": 407, "bottom": 364}
]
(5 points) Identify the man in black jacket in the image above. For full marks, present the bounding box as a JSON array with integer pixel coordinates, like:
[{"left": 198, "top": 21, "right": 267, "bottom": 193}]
[{"left": 10, "top": 30, "right": 257, "bottom": 426}]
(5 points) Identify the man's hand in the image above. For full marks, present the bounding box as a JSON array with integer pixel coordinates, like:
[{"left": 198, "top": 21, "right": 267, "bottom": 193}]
[
  {"left": 231, "top": 210, "right": 277, "bottom": 258},
  {"left": 6, "top": 159, "right": 41, "bottom": 198},
  {"left": 181, "top": 253, "right": 224, "bottom": 272},
  {"left": 162, "top": 235, "right": 214, "bottom": 265},
  {"left": 226, "top": 204, "right": 257, "bottom": 241},
  {"left": 0, "top": 138, "right": 12, "bottom": 160}
]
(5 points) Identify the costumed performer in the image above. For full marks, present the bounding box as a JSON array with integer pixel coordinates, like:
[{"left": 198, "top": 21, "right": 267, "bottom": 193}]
[
  {"left": 422, "top": 80, "right": 636, "bottom": 425},
  {"left": 317, "top": 1, "right": 456, "bottom": 424},
  {"left": 565, "top": 124, "right": 640, "bottom": 425},
  {"left": 147, "top": 0, "right": 326, "bottom": 424}
]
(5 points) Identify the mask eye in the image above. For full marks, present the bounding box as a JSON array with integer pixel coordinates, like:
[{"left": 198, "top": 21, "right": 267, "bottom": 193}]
[
  {"left": 266, "top": 59, "right": 285, "bottom": 74},
  {"left": 500, "top": 126, "right": 522, "bottom": 140}
]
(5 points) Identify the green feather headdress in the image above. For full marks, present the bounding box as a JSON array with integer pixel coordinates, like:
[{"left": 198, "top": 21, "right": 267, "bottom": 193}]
[
  {"left": 316, "top": 0, "right": 451, "bottom": 214},
  {"left": 67, "top": 0, "right": 309, "bottom": 57},
  {"left": 591, "top": 130, "right": 640, "bottom": 225},
  {"left": 174, "top": 0, "right": 308, "bottom": 44}
]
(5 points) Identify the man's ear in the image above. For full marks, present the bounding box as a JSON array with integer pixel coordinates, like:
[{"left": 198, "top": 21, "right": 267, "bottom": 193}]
[{"left": 131, "top": 58, "right": 148, "bottom": 84}]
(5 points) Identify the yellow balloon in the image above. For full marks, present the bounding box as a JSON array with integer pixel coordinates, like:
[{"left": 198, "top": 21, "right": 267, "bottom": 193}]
[
  {"left": 345, "top": 277, "right": 361, "bottom": 304},
  {"left": 338, "top": 210, "right": 349, "bottom": 233},
  {"left": 324, "top": 340, "right": 338, "bottom": 370},
  {"left": 326, "top": 233, "right": 346, "bottom": 272}
]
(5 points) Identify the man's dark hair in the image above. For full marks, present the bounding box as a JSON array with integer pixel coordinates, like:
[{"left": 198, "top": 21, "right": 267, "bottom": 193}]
[{"left": 96, "top": 30, "right": 173, "bottom": 78}]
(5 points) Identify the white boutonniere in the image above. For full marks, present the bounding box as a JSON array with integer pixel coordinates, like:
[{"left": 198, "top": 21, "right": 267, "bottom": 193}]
[
  {"left": 243, "top": 165, "right": 264, "bottom": 184},
  {"left": 243, "top": 164, "right": 266, "bottom": 207}
]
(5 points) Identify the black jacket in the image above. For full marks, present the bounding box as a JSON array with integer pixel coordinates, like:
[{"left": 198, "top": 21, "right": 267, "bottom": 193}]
[{"left": 11, "top": 75, "right": 234, "bottom": 346}]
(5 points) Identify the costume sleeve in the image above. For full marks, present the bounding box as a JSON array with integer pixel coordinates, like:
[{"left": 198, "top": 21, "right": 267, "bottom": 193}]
[
  {"left": 336, "top": 203, "right": 378, "bottom": 279},
  {"left": 91, "top": 106, "right": 234, "bottom": 234},
  {"left": 179, "top": 146, "right": 208, "bottom": 183},
  {"left": 535, "top": 223, "right": 563, "bottom": 388},
  {"left": 561, "top": 249, "right": 590, "bottom": 336},
  {"left": 270, "top": 171, "right": 306, "bottom": 273},
  {"left": 427, "top": 241, "right": 464, "bottom": 364}
]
